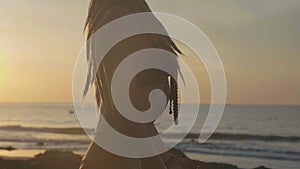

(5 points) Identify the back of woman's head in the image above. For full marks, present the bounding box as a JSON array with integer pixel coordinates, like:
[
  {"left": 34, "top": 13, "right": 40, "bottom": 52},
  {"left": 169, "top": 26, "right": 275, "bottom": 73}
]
[{"left": 85, "top": 0, "right": 151, "bottom": 38}]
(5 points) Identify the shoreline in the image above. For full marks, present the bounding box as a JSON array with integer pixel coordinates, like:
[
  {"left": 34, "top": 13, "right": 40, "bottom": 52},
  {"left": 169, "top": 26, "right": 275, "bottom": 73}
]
[{"left": 0, "top": 149, "right": 271, "bottom": 169}]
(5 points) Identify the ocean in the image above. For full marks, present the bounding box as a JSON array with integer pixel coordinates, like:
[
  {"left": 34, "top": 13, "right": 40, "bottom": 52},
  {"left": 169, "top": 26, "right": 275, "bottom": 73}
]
[{"left": 0, "top": 103, "right": 299, "bottom": 169}]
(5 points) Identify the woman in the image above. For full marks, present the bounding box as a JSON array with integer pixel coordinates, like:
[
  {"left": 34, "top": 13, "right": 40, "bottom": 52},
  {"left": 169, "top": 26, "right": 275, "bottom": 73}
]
[{"left": 80, "top": 0, "right": 180, "bottom": 168}]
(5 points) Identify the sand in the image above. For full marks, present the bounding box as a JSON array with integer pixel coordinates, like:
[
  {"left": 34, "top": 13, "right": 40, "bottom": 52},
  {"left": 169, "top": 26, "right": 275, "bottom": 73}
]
[{"left": 0, "top": 149, "right": 271, "bottom": 169}]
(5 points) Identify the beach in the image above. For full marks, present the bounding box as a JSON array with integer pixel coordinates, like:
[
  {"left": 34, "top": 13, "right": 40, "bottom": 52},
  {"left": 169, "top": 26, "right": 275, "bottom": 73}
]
[
  {"left": 0, "top": 103, "right": 299, "bottom": 169},
  {"left": 1, "top": 0, "right": 299, "bottom": 168},
  {"left": 0, "top": 149, "right": 272, "bottom": 169}
]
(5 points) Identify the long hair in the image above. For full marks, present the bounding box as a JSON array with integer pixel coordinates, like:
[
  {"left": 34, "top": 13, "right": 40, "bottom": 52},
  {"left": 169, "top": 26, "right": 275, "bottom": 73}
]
[
  {"left": 85, "top": 0, "right": 152, "bottom": 38},
  {"left": 84, "top": 0, "right": 180, "bottom": 123}
]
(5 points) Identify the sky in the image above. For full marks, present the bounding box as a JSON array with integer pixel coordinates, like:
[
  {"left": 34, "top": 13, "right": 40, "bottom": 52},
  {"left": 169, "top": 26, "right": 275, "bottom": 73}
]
[{"left": 0, "top": 0, "right": 299, "bottom": 105}]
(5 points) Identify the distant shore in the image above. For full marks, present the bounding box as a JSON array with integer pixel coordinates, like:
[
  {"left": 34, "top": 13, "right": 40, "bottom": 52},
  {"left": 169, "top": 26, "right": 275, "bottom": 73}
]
[{"left": 0, "top": 149, "right": 271, "bottom": 169}]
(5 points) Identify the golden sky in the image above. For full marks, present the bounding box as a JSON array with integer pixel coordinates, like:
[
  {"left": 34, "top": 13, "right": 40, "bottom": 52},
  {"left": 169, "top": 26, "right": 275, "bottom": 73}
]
[{"left": 0, "top": 0, "right": 299, "bottom": 105}]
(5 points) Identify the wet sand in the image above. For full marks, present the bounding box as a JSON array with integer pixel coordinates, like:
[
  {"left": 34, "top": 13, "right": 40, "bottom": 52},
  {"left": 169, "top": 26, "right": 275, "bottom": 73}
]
[{"left": 0, "top": 149, "right": 271, "bottom": 169}]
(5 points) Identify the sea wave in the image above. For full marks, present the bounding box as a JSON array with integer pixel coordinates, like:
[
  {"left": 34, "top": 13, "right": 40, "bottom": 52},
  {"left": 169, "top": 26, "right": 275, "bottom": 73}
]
[
  {"left": 1, "top": 125, "right": 300, "bottom": 163},
  {"left": 166, "top": 133, "right": 300, "bottom": 142},
  {"left": 178, "top": 141, "right": 300, "bottom": 162},
  {"left": 0, "top": 125, "right": 93, "bottom": 135},
  {"left": 1, "top": 125, "right": 300, "bottom": 142}
]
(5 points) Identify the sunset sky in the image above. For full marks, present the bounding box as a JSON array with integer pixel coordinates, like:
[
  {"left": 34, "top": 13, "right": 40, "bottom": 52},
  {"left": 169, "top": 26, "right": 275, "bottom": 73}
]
[{"left": 0, "top": 0, "right": 299, "bottom": 105}]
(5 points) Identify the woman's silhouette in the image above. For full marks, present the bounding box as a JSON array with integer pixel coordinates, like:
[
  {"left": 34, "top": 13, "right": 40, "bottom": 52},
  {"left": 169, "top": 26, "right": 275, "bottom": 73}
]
[{"left": 80, "top": 0, "right": 180, "bottom": 168}]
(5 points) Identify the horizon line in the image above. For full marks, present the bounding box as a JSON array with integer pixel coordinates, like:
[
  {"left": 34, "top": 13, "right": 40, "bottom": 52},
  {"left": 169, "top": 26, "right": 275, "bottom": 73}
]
[{"left": 0, "top": 101, "right": 299, "bottom": 106}]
